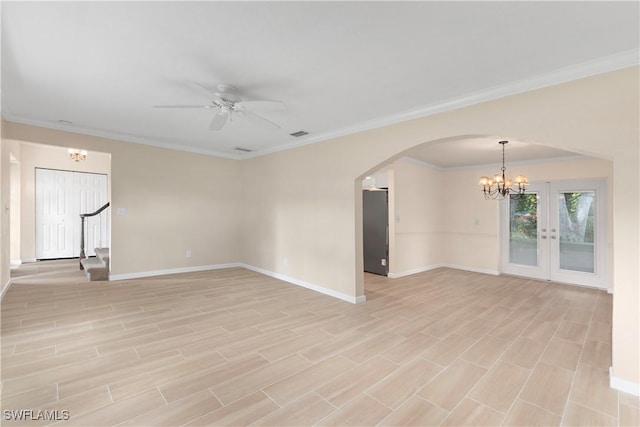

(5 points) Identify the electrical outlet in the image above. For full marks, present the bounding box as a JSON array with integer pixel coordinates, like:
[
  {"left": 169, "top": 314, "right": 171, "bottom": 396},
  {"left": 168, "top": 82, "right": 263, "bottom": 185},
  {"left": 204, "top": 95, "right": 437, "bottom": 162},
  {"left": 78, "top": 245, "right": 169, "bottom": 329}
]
[
  {"left": 381, "top": 259, "right": 387, "bottom": 266},
  {"left": 185, "top": 249, "right": 192, "bottom": 258}
]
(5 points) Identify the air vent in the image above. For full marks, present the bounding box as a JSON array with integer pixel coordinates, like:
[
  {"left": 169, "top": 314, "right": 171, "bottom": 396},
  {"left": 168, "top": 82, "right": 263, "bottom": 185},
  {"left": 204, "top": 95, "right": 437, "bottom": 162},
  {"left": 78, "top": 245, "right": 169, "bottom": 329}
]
[
  {"left": 289, "top": 130, "right": 309, "bottom": 137},
  {"left": 234, "top": 147, "right": 253, "bottom": 153}
]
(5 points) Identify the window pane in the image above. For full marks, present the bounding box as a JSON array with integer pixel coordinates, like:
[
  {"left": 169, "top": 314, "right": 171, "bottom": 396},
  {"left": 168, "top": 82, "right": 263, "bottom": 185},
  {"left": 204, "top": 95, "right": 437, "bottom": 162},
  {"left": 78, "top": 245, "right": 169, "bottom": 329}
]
[
  {"left": 509, "top": 194, "right": 538, "bottom": 267},
  {"left": 558, "top": 191, "right": 595, "bottom": 273}
]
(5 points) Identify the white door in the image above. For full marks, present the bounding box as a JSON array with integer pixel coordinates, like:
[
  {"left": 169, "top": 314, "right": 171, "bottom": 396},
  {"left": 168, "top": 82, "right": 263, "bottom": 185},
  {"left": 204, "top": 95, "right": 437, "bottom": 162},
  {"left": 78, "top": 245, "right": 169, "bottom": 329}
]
[
  {"left": 501, "top": 179, "right": 607, "bottom": 289},
  {"left": 35, "top": 169, "right": 76, "bottom": 259},
  {"left": 78, "top": 173, "right": 109, "bottom": 255},
  {"left": 36, "top": 169, "right": 108, "bottom": 259}
]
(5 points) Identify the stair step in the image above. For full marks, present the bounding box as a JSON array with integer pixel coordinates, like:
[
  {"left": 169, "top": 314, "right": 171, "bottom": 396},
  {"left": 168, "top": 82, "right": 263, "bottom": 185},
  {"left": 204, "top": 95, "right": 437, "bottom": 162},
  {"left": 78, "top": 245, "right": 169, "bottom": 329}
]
[
  {"left": 81, "top": 256, "right": 109, "bottom": 281},
  {"left": 94, "top": 248, "right": 110, "bottom": 263}
]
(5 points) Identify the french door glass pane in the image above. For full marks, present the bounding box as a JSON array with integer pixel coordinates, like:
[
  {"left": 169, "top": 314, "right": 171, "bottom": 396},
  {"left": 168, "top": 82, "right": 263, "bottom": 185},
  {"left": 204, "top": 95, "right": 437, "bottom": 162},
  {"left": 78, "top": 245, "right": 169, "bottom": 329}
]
[
  {"left": 558, "top": 191, "right": 595, "bottom": 273},
  {"left": 509, "top": 194, "right": 538, "bottom": 267}
]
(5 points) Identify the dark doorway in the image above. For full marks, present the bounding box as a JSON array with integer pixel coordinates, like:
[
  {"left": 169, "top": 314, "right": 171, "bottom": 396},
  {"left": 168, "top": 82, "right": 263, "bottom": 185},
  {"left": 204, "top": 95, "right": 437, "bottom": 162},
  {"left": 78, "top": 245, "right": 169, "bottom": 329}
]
[{"left": 363, "top": 189, "right": 389, "bottom": 276}]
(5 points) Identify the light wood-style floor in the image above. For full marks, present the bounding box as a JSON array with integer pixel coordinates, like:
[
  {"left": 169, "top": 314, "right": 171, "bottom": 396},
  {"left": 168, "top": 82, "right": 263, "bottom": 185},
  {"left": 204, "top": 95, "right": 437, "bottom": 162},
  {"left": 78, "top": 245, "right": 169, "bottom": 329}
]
[{"left": 2, "top": 261, "right": 638, "bottom": 426}]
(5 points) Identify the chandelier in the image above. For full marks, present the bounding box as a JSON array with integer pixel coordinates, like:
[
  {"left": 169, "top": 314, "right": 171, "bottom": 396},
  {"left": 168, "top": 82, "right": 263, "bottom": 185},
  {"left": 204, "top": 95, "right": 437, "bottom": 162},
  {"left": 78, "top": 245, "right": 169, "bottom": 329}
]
[
  {"left": 68, "top": 148, "right": 87, "bottom": 162},
  {"left": 478, "top": 140, "right": 528, "bottom": 200}
]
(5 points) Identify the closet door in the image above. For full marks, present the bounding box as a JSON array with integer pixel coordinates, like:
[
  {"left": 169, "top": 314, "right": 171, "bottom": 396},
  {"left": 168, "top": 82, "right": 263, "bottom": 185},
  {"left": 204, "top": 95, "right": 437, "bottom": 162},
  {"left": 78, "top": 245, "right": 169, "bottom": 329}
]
[
  {"left": 35, "top": 168, "right": 76, "bottom": 259},
  {"left": 78, "top": 172, "right": 109, "bottom": 256},
  {"left": 35, "top": 168, "right": 109, "bottom": 259}
]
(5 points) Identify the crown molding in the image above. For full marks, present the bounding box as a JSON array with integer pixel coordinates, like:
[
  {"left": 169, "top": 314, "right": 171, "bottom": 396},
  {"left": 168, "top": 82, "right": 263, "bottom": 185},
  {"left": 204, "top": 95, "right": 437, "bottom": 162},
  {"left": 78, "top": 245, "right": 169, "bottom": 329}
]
[
  {"left": 249, "top": 49, "right": 640, "bottom": 158},
  {"left": 1, "top": 111, "right": 243, "bottom": 160},
  {"left": 4, "top": 49, "right": 638, "bottom": 161},
  {"left": 400, "top": 154, "right": 594, "bottom": 172}
]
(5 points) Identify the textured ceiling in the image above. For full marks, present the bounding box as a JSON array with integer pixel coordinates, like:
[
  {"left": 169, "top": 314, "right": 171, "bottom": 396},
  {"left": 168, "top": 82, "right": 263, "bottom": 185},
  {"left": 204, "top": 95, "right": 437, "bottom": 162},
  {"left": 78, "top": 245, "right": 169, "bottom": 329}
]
[{"left": 1, "top": 1, "right": 638, "bottom": 164}]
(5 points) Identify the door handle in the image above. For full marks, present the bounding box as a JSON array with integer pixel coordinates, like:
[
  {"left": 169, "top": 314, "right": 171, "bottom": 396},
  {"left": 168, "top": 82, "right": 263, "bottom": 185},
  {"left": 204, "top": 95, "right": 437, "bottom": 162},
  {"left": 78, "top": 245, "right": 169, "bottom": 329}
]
[
  {"left": 541, "top": 228, "right": 547, "bottom": 232},
  {"left": 551, "top": 235, "right": 557, "bottom": 239},
  {"left": 541, "top": 235, "right": 547, "bottom": 239}
]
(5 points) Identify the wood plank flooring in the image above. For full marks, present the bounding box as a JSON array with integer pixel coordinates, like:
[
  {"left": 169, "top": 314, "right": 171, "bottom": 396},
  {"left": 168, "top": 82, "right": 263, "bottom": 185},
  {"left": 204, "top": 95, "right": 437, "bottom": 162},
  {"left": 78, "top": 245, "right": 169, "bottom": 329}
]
[{"left": 1, "top": 261, "right": 638, "bottom": 426}]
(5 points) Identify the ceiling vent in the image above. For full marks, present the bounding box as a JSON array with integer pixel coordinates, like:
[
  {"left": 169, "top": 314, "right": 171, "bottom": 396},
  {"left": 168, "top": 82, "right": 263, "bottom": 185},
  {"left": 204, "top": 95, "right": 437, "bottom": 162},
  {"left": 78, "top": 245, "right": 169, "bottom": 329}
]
[
  {"left": 289, "top": 130, "right": 309, "bottom": 137},
  {"left": 234, "top": 147, "right": 253, "bottom": 153}
]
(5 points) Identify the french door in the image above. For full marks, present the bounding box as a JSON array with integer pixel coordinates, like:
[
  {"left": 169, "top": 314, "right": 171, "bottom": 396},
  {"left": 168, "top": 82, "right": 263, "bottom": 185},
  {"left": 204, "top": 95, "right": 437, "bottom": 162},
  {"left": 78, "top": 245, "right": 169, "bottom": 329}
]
[{"left": 501, "top": 179, "right": 607, "bottom": 289}]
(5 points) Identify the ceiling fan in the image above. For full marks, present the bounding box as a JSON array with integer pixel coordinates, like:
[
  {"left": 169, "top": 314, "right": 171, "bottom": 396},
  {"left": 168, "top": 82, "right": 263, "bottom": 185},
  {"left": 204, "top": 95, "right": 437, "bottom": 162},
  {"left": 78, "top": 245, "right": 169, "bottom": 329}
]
[{"left": 153, "top": 84, "right": 285, "bottom": 130}]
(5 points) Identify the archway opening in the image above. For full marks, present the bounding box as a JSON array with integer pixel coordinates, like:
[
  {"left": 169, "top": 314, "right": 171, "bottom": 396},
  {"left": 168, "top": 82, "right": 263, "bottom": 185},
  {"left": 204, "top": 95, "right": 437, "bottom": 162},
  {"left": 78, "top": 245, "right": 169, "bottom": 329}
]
[{"left": 355, "top": 135, "right": 613, "bottom": 300}]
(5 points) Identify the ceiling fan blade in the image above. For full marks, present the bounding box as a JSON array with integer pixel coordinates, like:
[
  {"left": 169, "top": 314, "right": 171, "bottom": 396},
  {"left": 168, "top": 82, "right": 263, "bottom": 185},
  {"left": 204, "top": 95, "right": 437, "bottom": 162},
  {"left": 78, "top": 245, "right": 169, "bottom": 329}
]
[
  {"left": 238, "top": 110, "right": 281, "bottom": 129},
  {"left": 209, "top": 111, "right": 228, "bottom": 130},
  {"left": 236, "top": 100, "right": 285, "bottom": 112},
  {"left": 153, "top": 105, "right": 211, "bottom": 109},
  {"left": 191, "top": 82, "right": 219, "bottom": 99}
]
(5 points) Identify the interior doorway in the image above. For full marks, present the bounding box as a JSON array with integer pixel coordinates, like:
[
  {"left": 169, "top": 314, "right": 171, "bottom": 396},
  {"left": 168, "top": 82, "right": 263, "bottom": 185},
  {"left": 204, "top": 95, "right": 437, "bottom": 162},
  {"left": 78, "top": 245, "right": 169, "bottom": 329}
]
[
  {"left": 501, "top": 178, "right": 607, "bottom": 288},
  {"left": 35, "top": 168, "right": 109, "bottom": 260},
  {"left": 363, "top": 189, "right": 389, "bottom": 276}
]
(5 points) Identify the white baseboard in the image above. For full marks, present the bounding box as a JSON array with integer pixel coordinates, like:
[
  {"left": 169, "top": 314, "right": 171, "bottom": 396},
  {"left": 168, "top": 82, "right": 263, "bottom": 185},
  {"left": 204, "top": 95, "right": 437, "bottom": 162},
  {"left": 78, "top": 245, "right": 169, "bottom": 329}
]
[
  {"left": 388, "top": 264, "right": 499, "bottom": 279},
  {"left": 10, "top": 259, "right": 22, "bottom": 268},
  {"left": 610, "top": 367, "right": 640, "bottom": 396},
  {"left": 442, "top": 263, "right": 500, "bottom": 276},
  {"left": 239, "top": 263, "right": 365, "bottom": 304},
  {"left": 607, "top": 288, "right": 614, "bottom": 294},
  {"left": 109, "top": 263, "right": 242, "bottom": 281},
  {"left": 354, "top": 294, "right": 367, "bottom": 304},
  {"left": 1, "top": 280, "right": 12, "bottom": 301},
  {"left": 109, "top": 262, "right": 365, "bottom": 304},
  {"left": 388, "top": 264, "right": 444, "bottom": 279}
]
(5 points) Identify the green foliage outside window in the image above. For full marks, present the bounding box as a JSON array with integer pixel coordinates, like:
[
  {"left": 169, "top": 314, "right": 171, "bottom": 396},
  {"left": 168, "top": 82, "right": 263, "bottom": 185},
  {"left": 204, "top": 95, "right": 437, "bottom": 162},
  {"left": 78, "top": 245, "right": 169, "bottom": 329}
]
[
  {"left": 509, "top": 192, "right": 595, "bottom": 243},
  {"left": 510, "top": 194, "right": 537, "bottom": 240},
  {"left": 562, "top": 192, "right": 595, "bottom": 243}
]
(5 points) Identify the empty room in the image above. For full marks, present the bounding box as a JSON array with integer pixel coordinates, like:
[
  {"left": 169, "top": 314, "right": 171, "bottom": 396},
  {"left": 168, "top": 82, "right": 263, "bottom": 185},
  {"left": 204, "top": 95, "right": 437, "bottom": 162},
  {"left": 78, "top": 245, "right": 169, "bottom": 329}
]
[{"left": 1, "top": 2, "right": 639, "bottom": 426}]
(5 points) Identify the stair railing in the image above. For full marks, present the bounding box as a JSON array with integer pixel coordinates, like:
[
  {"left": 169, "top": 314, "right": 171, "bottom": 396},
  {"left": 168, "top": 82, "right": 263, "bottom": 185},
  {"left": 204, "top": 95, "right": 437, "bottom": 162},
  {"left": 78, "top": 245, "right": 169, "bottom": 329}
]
[{"left": 79, "top": 202, "right": 110, "bottom": 270}]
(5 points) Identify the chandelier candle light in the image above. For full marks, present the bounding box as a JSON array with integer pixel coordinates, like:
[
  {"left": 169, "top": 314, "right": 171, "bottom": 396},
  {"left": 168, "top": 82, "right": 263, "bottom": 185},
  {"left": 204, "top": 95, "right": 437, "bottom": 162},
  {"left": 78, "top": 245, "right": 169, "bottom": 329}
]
[
  {"left": 478, "top": 140, "right": 528, "bottom": 200},
  {"left": 68, "top": 148, "right": 87, "bottom": 162}
]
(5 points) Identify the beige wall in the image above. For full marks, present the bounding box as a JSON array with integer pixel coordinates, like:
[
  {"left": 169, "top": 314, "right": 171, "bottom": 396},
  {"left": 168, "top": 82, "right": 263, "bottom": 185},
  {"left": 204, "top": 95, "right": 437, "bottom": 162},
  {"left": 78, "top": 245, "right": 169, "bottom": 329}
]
[
  {"left": 15, "top": 141, "right": 111, "bottom": 262},
  {"left": 3, "top": 123, "right": 242, "bottom": 277},
  {"left": 1, "top": 120, "right": 10, "bottom": 296},
  {"left": 388, "top": 158, "right": 445, "bottom": 276},
  {"left": 240, "top": 146, "right": 360, "bottom": 300},
  {"left": 9, "top": 145, "right": 21, "bottom": 264},
  {"left": 241, "top": 67, "right": 639, "bottom": 386}
]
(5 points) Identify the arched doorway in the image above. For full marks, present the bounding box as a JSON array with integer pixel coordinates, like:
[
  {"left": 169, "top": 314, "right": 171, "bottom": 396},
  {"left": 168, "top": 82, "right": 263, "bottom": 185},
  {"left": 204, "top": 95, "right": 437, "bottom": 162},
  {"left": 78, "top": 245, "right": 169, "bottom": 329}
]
[{"left": 355, "top": 135, "right": 613, "bottom": 299}]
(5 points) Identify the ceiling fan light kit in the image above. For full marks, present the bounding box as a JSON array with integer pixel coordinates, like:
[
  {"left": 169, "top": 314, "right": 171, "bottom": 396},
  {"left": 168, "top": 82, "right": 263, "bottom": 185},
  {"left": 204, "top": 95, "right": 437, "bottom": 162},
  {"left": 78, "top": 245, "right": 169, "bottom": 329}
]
[{"left": 153, "top": 83, "right": 285, "bottom": 131}]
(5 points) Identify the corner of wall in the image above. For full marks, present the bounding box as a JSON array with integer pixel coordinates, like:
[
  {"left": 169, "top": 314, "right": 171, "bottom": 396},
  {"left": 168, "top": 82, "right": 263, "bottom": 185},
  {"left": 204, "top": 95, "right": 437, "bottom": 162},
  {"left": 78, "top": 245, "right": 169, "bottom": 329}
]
[
  {"left": 610, "top": 367, "right": 640, "bottom": 397},
  {"left": 1, "top": 279, "right": 12, "bottom": 301}
]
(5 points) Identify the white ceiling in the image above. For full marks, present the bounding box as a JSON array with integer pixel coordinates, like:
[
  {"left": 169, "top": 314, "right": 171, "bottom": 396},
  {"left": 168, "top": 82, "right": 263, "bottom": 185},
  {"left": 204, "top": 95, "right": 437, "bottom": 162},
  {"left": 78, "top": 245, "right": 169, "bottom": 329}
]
[
  {"left": 404, "top": 137, "right": 581, "bottom": 169},
  {"left": 1, "top": 1, "right": 638, "bottom": 165}
]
